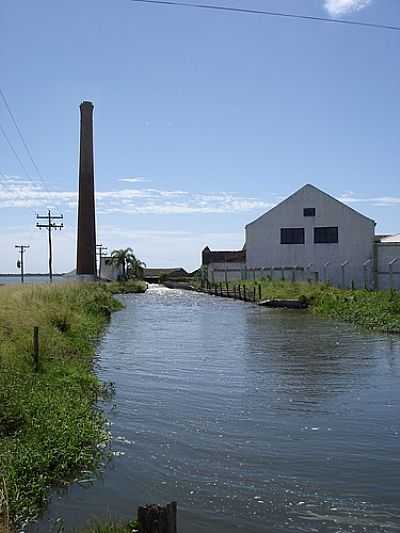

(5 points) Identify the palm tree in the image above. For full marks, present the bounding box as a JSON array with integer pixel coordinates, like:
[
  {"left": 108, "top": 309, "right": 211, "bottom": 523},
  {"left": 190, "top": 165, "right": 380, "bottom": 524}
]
[
  {"left": 110, "top": 248, "right": 146, "bottom": 280},
  {"left": 110, "top": 248, "right": 135, "bottom": 280},
  {"left": 127, "top": 256, "right": 146, "bottom": 280}
]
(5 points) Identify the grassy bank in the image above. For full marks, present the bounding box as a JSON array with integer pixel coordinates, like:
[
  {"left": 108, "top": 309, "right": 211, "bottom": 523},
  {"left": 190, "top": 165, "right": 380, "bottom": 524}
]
[
  {"left": 79, "top": 519, "right": 138, "bottom": 532},
  {"left": 0, "top": 282, "right": 131, "bottom": 531},
  {"left": 106, "top": 279, "right": 147, "bottom": 295},
  {"left": 226, "top": 279, "right": 400, "bottom": 333}
]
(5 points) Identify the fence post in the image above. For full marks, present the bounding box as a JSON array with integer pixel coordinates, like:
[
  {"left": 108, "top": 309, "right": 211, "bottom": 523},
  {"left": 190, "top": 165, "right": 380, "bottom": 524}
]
[
  {"left": 226, "top": 281, "right": 229, "bottom": 296},
  {"left": 306, "top": 263, "right": 313, "bottom": 283},
  {"left": 363, "top": 259, "right": 372, "bottom": 290},
  {"left": 323, "top": 261, "right": 330, "bottom": 284},
  {"left": 33, "top": 326, "right": 39, "bottom": 372},
  {"left": 253, "top": 286, "right": 256, "bottom": 302},
  {"left": 341, "top": 260, "right": 349, "bottom": 289},
  {"left": 258, "top": 283, "right": 262, "bottom": 301},
  {"left": 291, "top": 267, "right": 296, "bottom": 283},
  {"left": 243, "top": 285, "right": 247, "bottom": 301},
  {"left": 389, "top": 258, "right": 399, "bottom": 290},
  {"left": 137, "top": 502, "right": 177, "bottom": 533}
]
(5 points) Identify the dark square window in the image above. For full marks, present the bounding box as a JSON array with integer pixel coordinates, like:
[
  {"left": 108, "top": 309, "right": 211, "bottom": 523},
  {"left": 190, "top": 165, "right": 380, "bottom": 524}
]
[
  {"left": 304, "top": 208, "right": 316, "bottom": 217},
  {"left": 314, "top": 226, "right": 338, "bottom": 244},
  {"left": 281, "top": 228, "right": 305, "bottom": 244}
]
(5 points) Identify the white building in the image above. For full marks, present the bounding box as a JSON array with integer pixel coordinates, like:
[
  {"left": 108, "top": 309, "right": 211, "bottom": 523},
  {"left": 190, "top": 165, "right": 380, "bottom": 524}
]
[
  {"left": 202, "top": 184, "right": 400, "bottom": 289},
  {"left": 99, "top": 256, "right": 123, "bottom": 281}
]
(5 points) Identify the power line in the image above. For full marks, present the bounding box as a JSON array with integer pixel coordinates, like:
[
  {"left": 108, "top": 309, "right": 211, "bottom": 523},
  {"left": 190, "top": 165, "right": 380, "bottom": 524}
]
[
  {"left": 128, "top": 0, "right": 400, "bottom": 32},
  {"left": 0, "top": 87, "right": 50, "bottom": 193},
  {"left": 0, "top": 122, "right": 33, "bottom": 180}
]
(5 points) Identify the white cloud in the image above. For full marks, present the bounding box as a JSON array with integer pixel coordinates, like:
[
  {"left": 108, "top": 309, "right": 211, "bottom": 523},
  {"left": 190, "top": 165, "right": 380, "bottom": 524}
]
[
  {"left": 0, "top": 176, "right": 273, "bottom": 215},
  {"left": 118, "top": 177, "right": 147, "bottom": 183},
  {"left": 324, "top": 0, "right": 371, "bottom": 16},
  {"left": 339, "top": 194, "right": 400, "bottom": 207}
]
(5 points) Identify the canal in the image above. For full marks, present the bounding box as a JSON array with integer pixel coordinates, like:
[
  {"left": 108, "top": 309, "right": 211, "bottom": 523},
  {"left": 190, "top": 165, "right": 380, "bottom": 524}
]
[{"left": 33, "top": 285, "right": 400, "bottom": 532}]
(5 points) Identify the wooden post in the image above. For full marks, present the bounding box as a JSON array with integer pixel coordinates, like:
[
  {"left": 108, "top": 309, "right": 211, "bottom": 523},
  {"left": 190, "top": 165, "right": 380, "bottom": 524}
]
[
  {"left": 238, "top": 285, "right": 241, "bottom": 300},
  {"left": 137, "top": 502, "right": 177, "bottom": 533},
  {"left": 258, "top": 283, "right": 262, "bottom": 301},
  {"left": 226, "top": 282, "right": 229, "bottom": 297},
  {"left": 220, "top": 282, "right": 223, "bottom": 296},
  {"left": 243, "top": 285, "right": 247, "bottom": 301},
  {"left": 253, "top": 286, "right": 256, "bottom": 302},
  {"left": 33, "top": 326, "right": 39, "bottom": 372}
]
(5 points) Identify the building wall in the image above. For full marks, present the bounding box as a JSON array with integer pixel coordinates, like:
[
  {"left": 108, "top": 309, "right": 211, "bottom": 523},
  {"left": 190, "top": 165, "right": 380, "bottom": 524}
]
[
  {"left": 100, "top": 257, "right": 123, "bottom": 281},
  {"left": 245, "top": 185, "right": 375, "bottom": 288},
  {"left": 376, "top": 243, "right": 400, "bottom": 290},
  {"left": 205, "top": 262, "right": 246, "bottom": 283}
]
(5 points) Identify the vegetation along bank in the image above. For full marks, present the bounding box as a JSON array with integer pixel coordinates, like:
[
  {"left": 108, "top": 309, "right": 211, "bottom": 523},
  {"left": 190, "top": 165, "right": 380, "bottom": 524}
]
[
  {"left": 213, "top": 279, "right": 400, "bottom": 334},
  {"left": 0, "top": 280, "right": 146, "bottom": 532}
]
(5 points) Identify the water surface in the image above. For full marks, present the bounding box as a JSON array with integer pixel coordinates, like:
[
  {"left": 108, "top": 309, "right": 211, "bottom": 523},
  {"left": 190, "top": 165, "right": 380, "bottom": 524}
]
[{"left": 32, "top": 285, "right": 400, "bottom": 532}]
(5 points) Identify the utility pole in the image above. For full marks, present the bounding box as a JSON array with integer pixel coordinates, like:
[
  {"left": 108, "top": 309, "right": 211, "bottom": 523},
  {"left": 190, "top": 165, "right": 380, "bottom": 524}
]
[
  {"left": 96, "top": 244, "right": 107, "bottom": 280},
  {"left": 36, "top": 210, "right": 64, "bottom": 283},
  {"left": 15, "top": 244, "right": 30, "bottom": 284}
]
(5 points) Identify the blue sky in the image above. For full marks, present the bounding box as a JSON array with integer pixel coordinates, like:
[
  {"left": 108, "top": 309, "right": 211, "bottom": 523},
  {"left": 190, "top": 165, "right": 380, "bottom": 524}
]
[{"left": 1, "top": 0, "right": 399, "bottom": 273}]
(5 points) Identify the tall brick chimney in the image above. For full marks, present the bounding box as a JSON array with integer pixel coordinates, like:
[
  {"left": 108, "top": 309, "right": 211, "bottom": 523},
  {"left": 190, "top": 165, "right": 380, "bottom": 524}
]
[{"left": 76, "top": 101, "right": 97, "bottom": 278}]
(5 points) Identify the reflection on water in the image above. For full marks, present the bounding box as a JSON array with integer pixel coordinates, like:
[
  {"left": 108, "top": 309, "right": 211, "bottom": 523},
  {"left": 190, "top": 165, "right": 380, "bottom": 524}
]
[{"left": 31, "top": 285, "right": 400, "bottom": 532}]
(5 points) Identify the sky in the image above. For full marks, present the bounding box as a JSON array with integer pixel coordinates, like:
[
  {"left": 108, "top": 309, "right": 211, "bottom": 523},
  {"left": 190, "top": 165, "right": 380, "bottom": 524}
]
[{"left": 1, "top": 0, "right": 399, "bottom": 273}]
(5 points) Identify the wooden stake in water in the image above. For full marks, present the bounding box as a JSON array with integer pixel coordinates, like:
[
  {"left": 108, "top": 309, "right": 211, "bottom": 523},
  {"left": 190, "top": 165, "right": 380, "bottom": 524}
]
[{"left": 137, "top": 501, "right": 177, "bottom": 533}]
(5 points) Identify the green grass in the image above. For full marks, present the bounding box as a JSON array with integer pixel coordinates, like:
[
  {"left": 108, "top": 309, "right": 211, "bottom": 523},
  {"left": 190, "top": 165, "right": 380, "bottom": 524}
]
[
  {"left": 77, "top": 519, "right": 139, "bottom": 532},
  {"left": 106, "top": 280, "right": 147, "bottom": 295},
  {"left": 0, "top": 283, "right": 125, "bottom": 530},
  {"left": 225, "top": 279, "right": 400, "bottom": 333}
]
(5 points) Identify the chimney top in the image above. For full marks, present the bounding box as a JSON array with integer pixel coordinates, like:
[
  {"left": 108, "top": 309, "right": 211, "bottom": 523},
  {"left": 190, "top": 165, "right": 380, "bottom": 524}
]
[{"left": 80, "top": 101, "right": 94, "bottom": 110}]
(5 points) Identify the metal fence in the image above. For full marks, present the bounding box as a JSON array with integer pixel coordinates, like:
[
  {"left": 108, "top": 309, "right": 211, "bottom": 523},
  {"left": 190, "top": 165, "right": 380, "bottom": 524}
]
[{"left": 202, "top": 258, "right": 400, "bottom": 290}]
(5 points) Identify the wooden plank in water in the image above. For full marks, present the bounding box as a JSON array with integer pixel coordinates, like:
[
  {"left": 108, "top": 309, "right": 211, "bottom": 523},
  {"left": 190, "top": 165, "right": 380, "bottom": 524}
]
[{"left": 258, "top": 299, "right": 308, "bottom": 309}]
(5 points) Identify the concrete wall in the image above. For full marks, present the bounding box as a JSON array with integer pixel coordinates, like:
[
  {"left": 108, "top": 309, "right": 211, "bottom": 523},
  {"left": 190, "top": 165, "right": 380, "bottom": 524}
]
[
  {"left": 245, "top": 184, "right": 375, "bottom": 288},
  {"left": 206, "top": 262, "right": 246, "bottom": 283},
  {"left": 376, "top": 243, "right": 400, "bottom": 290}
]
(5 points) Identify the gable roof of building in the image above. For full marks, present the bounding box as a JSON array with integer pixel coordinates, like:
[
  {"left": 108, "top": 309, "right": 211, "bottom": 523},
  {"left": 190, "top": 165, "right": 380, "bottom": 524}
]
[
  {"left": 246, "top": 184, "right": 376, "bottom": 228},
  {"left": 202, "top": 247, "right": 246, "bottom": 265},
  {"left": 144, "top": 268, "right": 188, "bottom": 277},
  {"left": 377, "top": 233, "right": 400, "bottom": 243}
]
